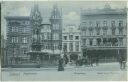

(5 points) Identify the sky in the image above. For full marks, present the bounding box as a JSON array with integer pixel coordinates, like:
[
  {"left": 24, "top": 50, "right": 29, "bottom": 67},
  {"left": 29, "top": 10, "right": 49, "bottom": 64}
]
[{"left": 1, "top": 1, "right": 126, "bottom": 38}]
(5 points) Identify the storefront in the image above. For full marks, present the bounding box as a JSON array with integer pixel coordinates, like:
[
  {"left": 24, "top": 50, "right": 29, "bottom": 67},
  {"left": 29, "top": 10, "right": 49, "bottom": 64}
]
[{"left": 82, "top": 47, "right": 127, "bottom": 63}]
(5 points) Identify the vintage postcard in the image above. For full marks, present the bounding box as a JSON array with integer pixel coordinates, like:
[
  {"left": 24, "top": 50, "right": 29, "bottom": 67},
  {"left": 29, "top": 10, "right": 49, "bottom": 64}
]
[{"left": 1, "top": 1, "right": 127, "bottom": 81}]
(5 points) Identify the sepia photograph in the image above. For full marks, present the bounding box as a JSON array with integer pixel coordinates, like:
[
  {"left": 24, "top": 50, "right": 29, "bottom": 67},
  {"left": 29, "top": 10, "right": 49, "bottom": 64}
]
[{"left": 1, "top": 1, "right": 127, "bottom": 81}]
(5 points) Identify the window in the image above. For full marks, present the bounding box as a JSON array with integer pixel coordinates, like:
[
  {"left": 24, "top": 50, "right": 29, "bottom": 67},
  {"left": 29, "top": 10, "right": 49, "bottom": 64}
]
[
  {"left": 75, "top": 42, "right": 79, "bottom": 51},
  {"left": 89, "top": 39, "right": 93, "bottom": 46},
  {"left": 23, "top": 27, "right": 27, "bottom": 33},
  {"left": 47, "top": 33, "right": 51, "bottom": 40},
  {"left": 82, "top": 39, "right": 86, "bottom": 45},
  {"left": 12, "top": 37, "right": 18, "bottom": 43},
  {"left": 44, "top": 33, "right": 47, "bottom": 40},
  {"left": 25, "top": 21, "right": 29, "bottom": 25},
  {"left": 96, "top": 29, "right": 100, "bottom": 35},
  {"left": 23, "top": 49, "right": 27, "bottom": 54},
  {"left": 45, "top": 44, "right": 48, "bottom": 49},
  {"left": 112, "top": 29, "right": 115, "bottom": 35},
  {"left": 89, "top": 31, "right": 93, "bottom": 36},
  {"left": 42, "top": 34, "right": 44, "bottom": 40},
  {"left": 96, "top": 21, "right": 100, "bottom": 27},
  {"left": 119, "top": 21, "right": 123, "bottom": 27},
  {"left": 89, "top": 21, "right": 93, "bottom": 27},
  {"left": 75, "top": 36, "right": 79, "bottom": 40},
  {"left": 103, "top": 30, "right": 107, "bottom": 35},
  {"left": 54, "top": 44, "right": 58, "bottom": 50},
  {"left": 47, "top": 43, "right": 51, "bottom": 49},
  {"left": 111, "top": 21, "right": 115, "bottom": 27},
  {"left": 22, "top": 37, "right": 27, "bottom": 43},
  {"left": 119, "top": 29, "right": 123, "bottom": 35},
  {"left": 63, "top": 43, "right": 67, "bottom": 52},
  {"left": 53, "top": 24, "right": 59, "bottom": 30},
  {"left": 119, "top": 38, "right": 123, "bottom": 46},
  {"left": 12, "top": 26, "right": 18, "bottom": 32},
  {"left": 53, "top": 33, "right": 59, "bottom": 40},
  {"left": 82, "top": 22, "right": 86, "bottom": 30},
  {"left": 63, "top": 36, "right": 67, "bottom": 40},
  {"left": 82, "top": 31, "right": 86, "bottom": 36},
  {"left": 69, "top": 43, "right": 73, "bottom": 52},
  {"left": 103, "top": 21, "right": 107, "bottom": 27},
  {"left": 69, "top": 35, "right": 73, "bottom": 40}
]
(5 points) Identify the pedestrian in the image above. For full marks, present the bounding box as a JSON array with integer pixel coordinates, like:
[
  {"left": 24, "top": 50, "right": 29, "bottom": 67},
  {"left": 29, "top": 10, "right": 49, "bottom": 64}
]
[
  {"left": 122, "top": 56, "right": 126, "bottom": 69},
  {"left": 58, "top": 58, "right": 64, "bottom": 71},
  {"left": 119, "top": 56, "right": 123, "bottom": 69}
]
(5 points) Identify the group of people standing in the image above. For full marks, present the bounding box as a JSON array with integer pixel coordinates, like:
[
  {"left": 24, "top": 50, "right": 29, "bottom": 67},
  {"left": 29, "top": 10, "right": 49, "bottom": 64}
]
[
  {"left": 75, "top": 57, "right": 99, "bottom": 66},
  {"left": 58, "top": 54, "right": 127, "bottom": 71},
  {"left": 57, "top": 55, "right": 100, "bottom": 71}
]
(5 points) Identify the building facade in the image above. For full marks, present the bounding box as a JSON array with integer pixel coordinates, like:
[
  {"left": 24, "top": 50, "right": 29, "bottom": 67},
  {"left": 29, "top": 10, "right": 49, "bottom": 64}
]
[
  {"left": 62, "top": 25, "right": 81, "bottom": 62},
  {"left": 80, "top": 5, "right": 127, "bottom": 62},
  {"left": 50, "top": 4, "right": 62, "bottom": 53},
  {"left": 5, "top": 4, "right": 62, "bottom": 66},
  {"left": 5, "top": 16, "right": 31, "bottom": 65}
]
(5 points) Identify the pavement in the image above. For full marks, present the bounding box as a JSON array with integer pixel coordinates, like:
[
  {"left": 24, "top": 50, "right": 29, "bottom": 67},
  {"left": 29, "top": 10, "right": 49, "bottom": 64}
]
[{"left": 1, "top": 62, "right": 127, "bottom": 81}]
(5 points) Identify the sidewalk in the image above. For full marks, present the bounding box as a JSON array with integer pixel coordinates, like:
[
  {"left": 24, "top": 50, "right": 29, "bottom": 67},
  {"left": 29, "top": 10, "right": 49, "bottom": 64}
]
[{"left": 2, "top": 62, "right": 127, "bottom": 71}]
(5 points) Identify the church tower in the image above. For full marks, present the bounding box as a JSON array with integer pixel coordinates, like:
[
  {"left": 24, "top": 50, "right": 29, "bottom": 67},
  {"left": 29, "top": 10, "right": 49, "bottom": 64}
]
[
  {"left": 50, "top": 4, "right": 62, "bottom": 52},
  {"left": 30, "top": 4, "right": 42, "bottom": 51}
]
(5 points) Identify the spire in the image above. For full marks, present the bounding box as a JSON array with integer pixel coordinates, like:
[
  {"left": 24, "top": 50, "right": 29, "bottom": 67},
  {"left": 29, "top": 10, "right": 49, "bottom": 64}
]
[
  {"left": 51, "top": 3, "right": 61, "bottom": 19},
  {"left": 30, "top": 4, "right": 42, "bottom": 28}
]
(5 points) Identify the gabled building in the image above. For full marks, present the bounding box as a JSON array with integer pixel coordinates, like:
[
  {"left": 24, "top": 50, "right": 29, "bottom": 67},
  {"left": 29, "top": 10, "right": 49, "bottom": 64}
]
[
  {"left": 50, "top": 4, "right": 62, "bottom": 53},
  {"left": 62, "top": 25, "right": 81, "bottom": 62}
]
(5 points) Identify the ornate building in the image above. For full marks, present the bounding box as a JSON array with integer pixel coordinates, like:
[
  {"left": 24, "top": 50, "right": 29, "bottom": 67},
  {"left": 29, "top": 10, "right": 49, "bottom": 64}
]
[
  {"left": 5, "top": 4, "right": 62, "bottom": 66},
  {"left": 80, "top": 5, "right": 127, "bottom": 62},
  {"left": 50, "top": 4, "right": 62, "bottom": 53},
  {"left": 62, "top": 25, "right": 81, "bottom": 62},
  {"left": 5, "top": 16, "right": 31, "bottom": 65}
]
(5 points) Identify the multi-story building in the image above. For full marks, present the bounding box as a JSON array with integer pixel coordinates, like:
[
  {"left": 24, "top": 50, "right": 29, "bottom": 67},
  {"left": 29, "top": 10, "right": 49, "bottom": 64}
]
[
  {"left": 50, "top": 4, "right": 62, "bottom": 54},
  {"left": 5, "top": 4, "right": 62, "bottom": 66},
  {"left": 62, "top": 25, "right": 81, "bottom": 62},
  {"left": 80, "top": 4, "right": 127, "bottom": 62},
  {"left": 5, "top": 16, "right": 31, "bottom": 65}
]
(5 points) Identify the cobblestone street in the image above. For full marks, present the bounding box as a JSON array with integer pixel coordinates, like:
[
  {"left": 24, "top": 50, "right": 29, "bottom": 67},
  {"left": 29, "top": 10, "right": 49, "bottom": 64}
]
[{"left": 1, "top": 63, "right": 127, "bottom": 81}]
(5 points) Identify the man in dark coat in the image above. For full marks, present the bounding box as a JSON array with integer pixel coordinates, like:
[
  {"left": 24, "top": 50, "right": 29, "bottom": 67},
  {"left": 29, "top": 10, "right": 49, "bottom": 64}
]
[{"left": 119, "top": 56, "right": 126, "bottom": 69}]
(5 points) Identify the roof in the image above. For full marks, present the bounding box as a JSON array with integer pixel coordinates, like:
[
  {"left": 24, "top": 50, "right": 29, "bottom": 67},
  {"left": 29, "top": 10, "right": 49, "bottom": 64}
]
[
  {"left": 81, "top": 8, "right": 127, "bottom": 16},
  {"left": 63, "top": 25, "right": 80, "bottom": 33},
  {"left": 5, "top": 16, "right": 30, "bottom": 20}
]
